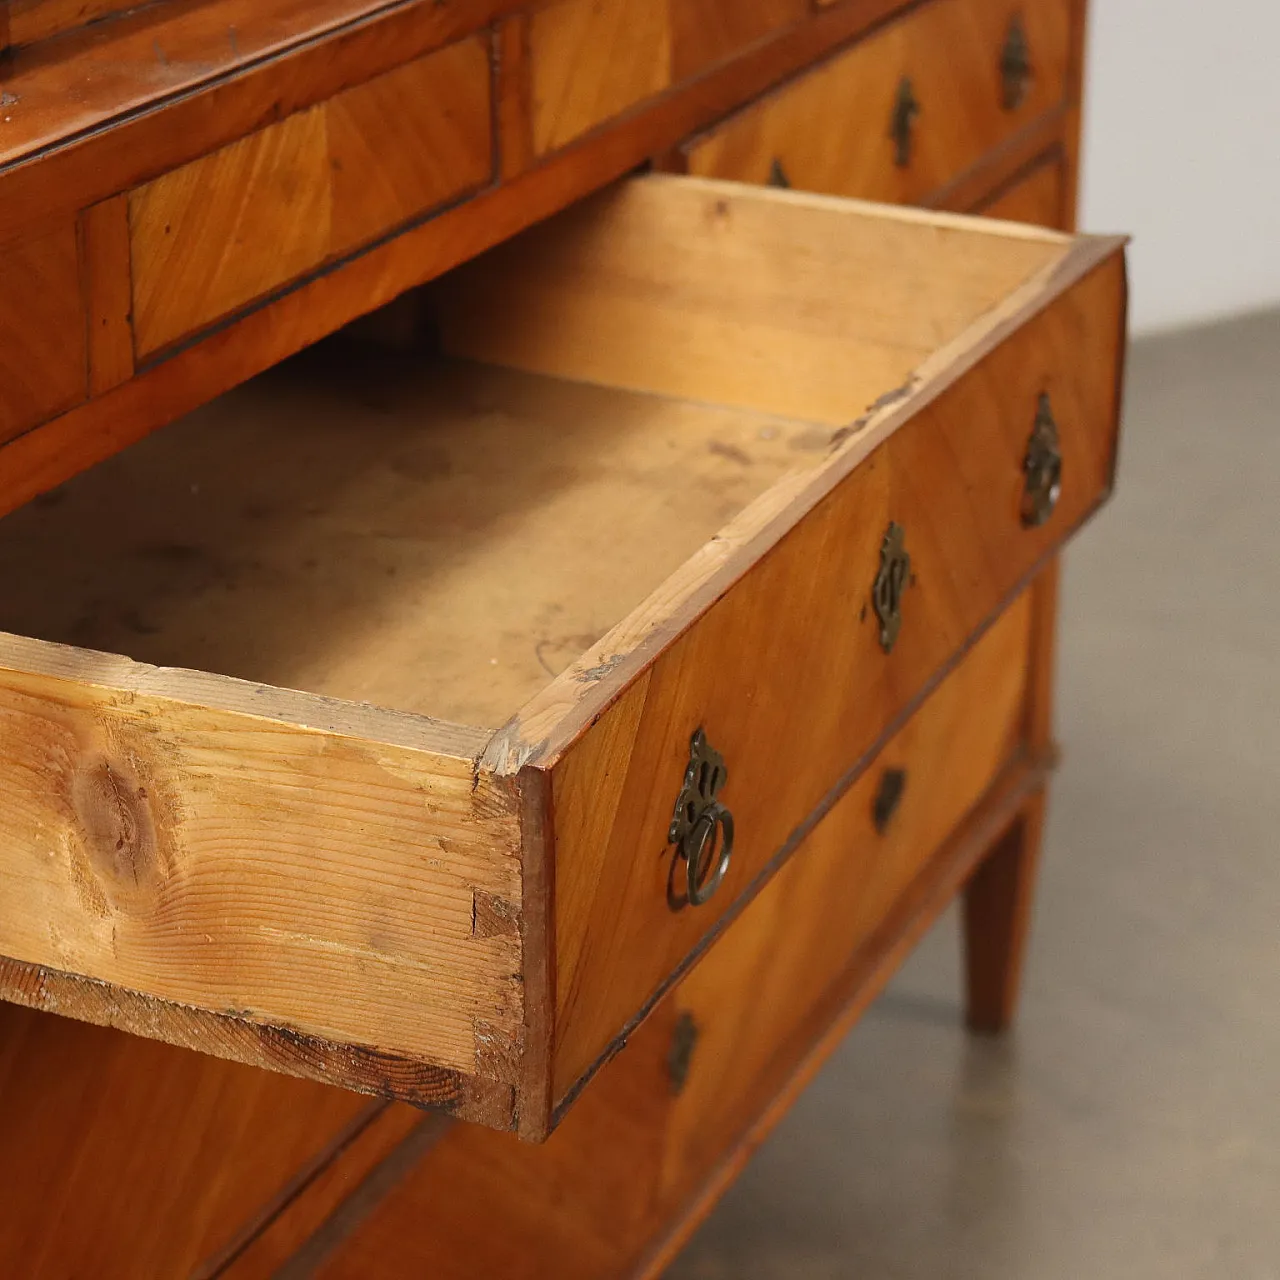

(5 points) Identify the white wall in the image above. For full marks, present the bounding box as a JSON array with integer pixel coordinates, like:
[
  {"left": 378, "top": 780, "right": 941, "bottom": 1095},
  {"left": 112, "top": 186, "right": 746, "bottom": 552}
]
[{"left": 1079, "top": 2, "right": 1280, "bottom": 334}]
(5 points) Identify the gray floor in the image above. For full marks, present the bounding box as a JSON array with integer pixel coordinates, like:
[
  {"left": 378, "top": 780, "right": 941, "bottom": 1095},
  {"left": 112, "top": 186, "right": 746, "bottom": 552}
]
[{"left": 668, "top": 310, "right": 1280, "bottom": 1280}]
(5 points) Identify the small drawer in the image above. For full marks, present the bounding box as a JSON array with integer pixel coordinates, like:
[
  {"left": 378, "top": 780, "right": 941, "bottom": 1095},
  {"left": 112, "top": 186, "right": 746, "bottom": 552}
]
[
  {"left": 0, "top": 175, "right": 1125, "bottom": 1138},
  {"left": 529, "top": 0, "right": 809, "bottom": 156},
  {"left": 127, "top": 35, "right": 492, "bottom": 360},
  {"left": 260, "top": 597, "right": 1039, "bottom": 1277},
  {"left": 679, "top": 0, "right": 1071, "bottom": 204}
]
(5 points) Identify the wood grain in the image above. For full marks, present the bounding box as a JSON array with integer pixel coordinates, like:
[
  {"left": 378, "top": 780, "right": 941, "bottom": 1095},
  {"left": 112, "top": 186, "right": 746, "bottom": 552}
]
[
  {"left": 540, "top": 247, "right": 1126, "bottom": 1104},
  {"left": 0, "top": 0, "right": 510, "bottom": 183},
  {"left": 974, "top": 147, "right": 1067, "bottom": 227},
  {"left": 0, "top": 999, "right": 376, "bottom": 1280},
  {"left": 129, "top": 35, "right": 492, "bottom": 357},
  {"left": 0, "top": 349, "right": 827, "bottom": 729},
  {"left": 497, "top": 12, "right": 534, "bottom": 180},
  {"left": 530, "top": 0, "right": 671, "bottom": 154},
  {"left": 435, "top": 175, "right": 1072, "bottom": 425},
  {"left": 7, "top": 0, "right": 158, "bottom": 47},
  {"left": 298, "top": 604, "right": 1043, "bottom": 1278},
  {"left": 80, "top": 194, "right": 135, "bottom": 394},
  {"left": 0, "top": 629, "right": 524, "bottom": 1091},
  {"left": 670, "top": 0, "right": 808, "bottom": 80},
  {"left": 210, "top": 1102, "right": 427, "bottom": 1280},
  {"left": 681, "top": 0, "right": 1071, "bottom": 206},
  {"left": 0, "top": 0, "right": 913, "bottom": 513},
  {"left": 0, "top": 218, "right": 86, "bottom": 445}
]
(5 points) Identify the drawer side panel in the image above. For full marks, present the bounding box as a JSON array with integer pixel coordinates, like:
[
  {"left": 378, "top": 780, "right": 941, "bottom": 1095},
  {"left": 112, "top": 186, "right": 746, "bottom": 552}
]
[{"left": 0, "top": 640, "right": 526, "bottom": 1118}]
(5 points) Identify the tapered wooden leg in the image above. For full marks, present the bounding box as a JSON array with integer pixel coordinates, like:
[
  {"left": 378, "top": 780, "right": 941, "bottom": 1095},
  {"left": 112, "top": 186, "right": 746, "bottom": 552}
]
[{"left": 963, "top": 790, "right": 1046, "bottom": 1033}]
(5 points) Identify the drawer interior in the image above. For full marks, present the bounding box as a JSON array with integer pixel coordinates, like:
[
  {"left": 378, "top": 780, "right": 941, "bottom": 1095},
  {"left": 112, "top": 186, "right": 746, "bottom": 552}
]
[{"left": 0, "top": 176, "right": 1075, "bottom": 736}]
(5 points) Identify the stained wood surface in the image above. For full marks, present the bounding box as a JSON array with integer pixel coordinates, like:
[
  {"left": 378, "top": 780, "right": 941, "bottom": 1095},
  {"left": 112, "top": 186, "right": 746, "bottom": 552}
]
[
  {"left": 529, "top": 0, "right": 813, "bottom": 156},
  {"left": 298, "top": 601, "right": 1040, "bottom": 1278},
  {"left": 530, "top": 0, "right": 671, "bottom": 154},
  {"left": 670, "top": 0, "right": 808, "bottom": 80},
  {"left": 6, "top": 0, "right": 159, "bottom": 47},
  {"left": 0, "top": 0, "right": 915, "bottom": 514},
  {"left": 681, "top": 0, "right": 1070, "bottom": 205},
  {"left": 129, "top": 35, "right": 491, "bottom": 357},
  {"left": 212, "top": 1103, "right": 427, "bottom": 1280},
  {"left": 81, "top": 194, "right": 136, "bottom": 395},
  {"left": 976, "top": 148, "right": 1068, "bottom": 227},
  {"left": 0, "top": 1000, "right": 376, "bottom": 1280},
  {"left": 0, "top": 0, "right": 509, "bottom": 177},
  {"left": 0, "top": 218, "right": 85, "bottom": 445}
]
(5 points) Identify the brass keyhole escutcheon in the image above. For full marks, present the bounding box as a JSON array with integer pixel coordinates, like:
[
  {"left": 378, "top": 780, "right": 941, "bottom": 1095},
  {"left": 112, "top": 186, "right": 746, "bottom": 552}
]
[
  {"left": 767, "top": 157, "right": 791, "bottom": 189},
  {"left": 890, "top": 77, "right": 920, "bottom": 167},
  {"left": 873, "top": 768, "right": 908, "bottom": 833},
  {"left": 1022, "top": 392, "right": 1063, "bottom": 527},
  {"left": 872, "top": 522, "right": 911, "bottom": 653},
  {"left": 1000, "top": 14, "right": 1033, "bottom": 110},
  {"left": 668, "top": 1011, "right": 699, "bottom": 1095},
  {"left": 667, "top": 729, "right": 735, "bottom": 910}
]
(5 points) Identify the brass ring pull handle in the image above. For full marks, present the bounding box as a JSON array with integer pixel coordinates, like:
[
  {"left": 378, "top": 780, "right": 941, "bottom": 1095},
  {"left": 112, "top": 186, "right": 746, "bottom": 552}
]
[
  {"left": 1022, "top": 392, "right": 1063, "bottom": 527},
  {"left": 1000, "top": 15, "right": 1032, "bottom": 110},
  {"left": 668, "top": 729, "right": 735, "bottom": 910},
  {"left": 890, "top": 77, "right": 920, "bottom": 167}
]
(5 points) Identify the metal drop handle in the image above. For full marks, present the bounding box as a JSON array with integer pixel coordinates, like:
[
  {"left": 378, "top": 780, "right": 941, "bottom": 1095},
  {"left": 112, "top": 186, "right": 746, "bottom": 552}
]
[{"left": 668, "top": 729, "right": 735, "bottom": 910}]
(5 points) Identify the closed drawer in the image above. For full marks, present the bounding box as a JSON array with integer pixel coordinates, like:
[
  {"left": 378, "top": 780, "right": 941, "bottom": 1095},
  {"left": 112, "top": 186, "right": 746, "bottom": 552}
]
[
  {"left": 0, "top": 175, "right": 1125, "bottom": 1138},
  {"left": 679, "top": 0, "right": 1071, "bottom": 204},
  {"left": 268, "top": 596, "right": 1041, "bottom": 1278},
  {"left": 530, "top": 0, "right": 810, "bottom": 155},
  {"left": 0, "top": 1000, "right": 382, "bottom": 1280},
  {"left": 127, "top": 35, "right": 492, "bottom": 359},
  {"left": 973, "top": 147, "right": 1068, "bottom": 228}
]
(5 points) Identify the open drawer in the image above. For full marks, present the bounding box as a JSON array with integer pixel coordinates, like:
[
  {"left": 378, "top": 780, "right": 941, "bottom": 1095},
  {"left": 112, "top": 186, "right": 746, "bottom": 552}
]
[{"left": 0, "top": 176, "right": 1126, "bottom": 1139}]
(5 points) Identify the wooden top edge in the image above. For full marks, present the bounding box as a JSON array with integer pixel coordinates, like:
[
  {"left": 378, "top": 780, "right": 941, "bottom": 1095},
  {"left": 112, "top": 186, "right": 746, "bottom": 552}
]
[
  {"left": 485, "top": 233, "right": 1127, "bottom": 776},
  {"left": 0, "top": 630, "right": 490, "bottom": 761},
  {"left": 639, "top": 173, "right": 1075, "bottom": 245},
  {"left": 0, "top": 0, "right": 510, "bottom": 176}
]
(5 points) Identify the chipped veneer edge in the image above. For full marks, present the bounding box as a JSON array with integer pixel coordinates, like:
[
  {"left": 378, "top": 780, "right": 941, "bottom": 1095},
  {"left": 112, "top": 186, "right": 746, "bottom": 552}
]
[{"left": 482, "top": 232, "right": 1128, "bottom": 777}]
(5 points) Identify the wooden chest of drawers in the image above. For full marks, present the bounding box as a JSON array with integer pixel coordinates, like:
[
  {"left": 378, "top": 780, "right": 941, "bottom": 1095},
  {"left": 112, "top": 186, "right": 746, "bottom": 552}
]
[{"left": 0, "top": 0, "right": 1123, "bottom": 1274}]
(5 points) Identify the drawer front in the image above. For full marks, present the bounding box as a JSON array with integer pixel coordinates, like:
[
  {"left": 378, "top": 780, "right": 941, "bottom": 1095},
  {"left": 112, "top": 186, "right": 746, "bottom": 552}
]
[
  {"left": 681, "top": 0, "right": 1071, "bottom": 204},
  {"left": 0, "top": 220, "right": 87, "bottom": 445},
  {"left": 128, "top": 35, "right": 492, "bottom": 359},
  {"left": 973, "top": 148, "right": 1068, "bottom": 227},
  {"left": 530, "top": 0, "right": 809, "bottom": 156},
  {"left": 549, "top": 250, "right": 1124, "bottom": 1104},
  {"left": 289, "top": 599, "right": 1037, "bottom": 1279},
  {"left": 0, "top": 1000, "right": 377, "bottom": 1280}
]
